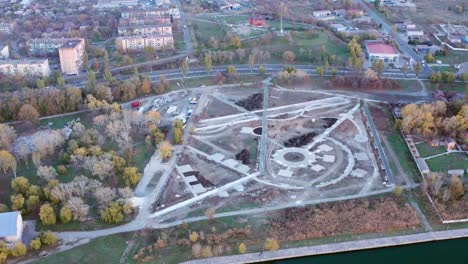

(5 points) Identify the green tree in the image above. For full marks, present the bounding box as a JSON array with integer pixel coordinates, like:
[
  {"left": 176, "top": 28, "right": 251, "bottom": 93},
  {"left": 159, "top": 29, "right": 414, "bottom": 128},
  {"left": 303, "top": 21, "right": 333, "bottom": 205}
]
[
  {"left": 173, "top": 128, "right": 183, "bottom": 144},
  {"left": 239, "top": 243, "right": 247, "bottom": 254},
  {"left": 57, "top": 76, "right": 65, "bottom": 88},
  {"left": 413, "top": 62, "right": 422, "bottom": 77},
  {"left": 258, "top": 65, "right": 266, "bottom": 75},
  {"left": 181, "top": 57, "right": 189, "bottom": 78},
  {"left": 377, "top": 60, "right": 385, "bottom": 75},
  {"left": 402, "top": 63, "right": 408, "bottom": 77},
  {"left": 394, "top": 185, "right": 403, "bottom": 197},
  {"left": 159, "top": 141, "right": 173, "bottom": 161},
  {"left": 40, "top": 231, "right": 57, "bottom": 246},
  {"left": 36, "top": 79, "right": 45, "bottom": 89},
  {"left": 100, "top": 202, "right": 124, "bottom": 224},
  {"left": 60, "top": 206, "right": 73, "bottom": 224},
  {"left": 82, "top": 51, "right": 89, "bottom": 70},
  {"left": 11, "top": 176, "right": 30, "bottom": 195},
  {"left": 424, "top": 53, "right": 435, "bottom": 63},
  {"left": 204, "top": 54, "right": 213, "bottom": 73},
  {"left": 87, "top": 70, "right": 96, "bottom": 90},
  {"left": 450, "top": 175, "right": 464, "bottom": 200},
  {"left": 104, "top": 69, "right": 113, "bottom": 83},
  {"left": 316, "top": 67, "right": 325, "bottom": 78},
  {"left": 39, "top": 203, "right": 56, "bottom": 225},
  {"left": 460, "top": 73, "right": 468, "bottom": 81},
  {"left": 264, "top": 238, "right": 280, "bottom": 251},
  {"left": 10, "top": 194, "right": 24, "bottom": 211},
  {"left": 10, "top": 242, "right": 26, "bottom": 257},
  {"left": 26, "top": 195, "right": 40, "bottom": 212},
  {"left": 248, "top": 54, "right": 255, "bottom": 72},
  {"left": 123, "top": 167, "right": 141, "bottom": 187},
  {"left": 29, "top": 237, "right": 41, "bottom": 251}
]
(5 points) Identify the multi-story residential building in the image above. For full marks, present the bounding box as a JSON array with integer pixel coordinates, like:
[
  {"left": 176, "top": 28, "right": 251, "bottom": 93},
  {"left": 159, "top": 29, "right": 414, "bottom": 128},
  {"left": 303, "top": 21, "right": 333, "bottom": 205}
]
[
  {"left": 118, "top": 24, "right": 173, "bottom": 36},
  {"left": 95, "top": 0, "right": 138, "bottom": 9},
  {"left": 0, "top": 59, "right": 50, "bottom": 77},
  {"left": 0, "top": 22, "right": 13, "bottom": 34},
  {"left": 27, "top": 38, "right": 82, "bottom": 56},
  {"left": 0, "top": 44, "right": 9, "bottom": 59},
  {"left": 116, "top": 34, "right": 174, "bottom": 52},
  {"left": 121, "top": 7, "right": 180, "bottom": 20},
  {"left": 119, "top": 16, "right": 171, "bottom": 27},
  {"left": 58, "top": 39, "right": 85, "bottom": 75}
]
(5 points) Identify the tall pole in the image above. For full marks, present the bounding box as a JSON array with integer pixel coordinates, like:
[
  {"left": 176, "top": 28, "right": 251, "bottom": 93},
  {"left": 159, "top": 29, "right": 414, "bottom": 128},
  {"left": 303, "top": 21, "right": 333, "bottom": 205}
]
[{"left": 280, "top": 2, "right": 284, "bottom": 35}]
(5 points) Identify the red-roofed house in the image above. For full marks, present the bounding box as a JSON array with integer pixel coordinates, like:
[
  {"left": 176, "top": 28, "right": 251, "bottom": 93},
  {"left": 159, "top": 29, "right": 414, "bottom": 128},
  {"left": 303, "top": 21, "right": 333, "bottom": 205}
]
[
  {"left": 365, "top": 41, "right": 399, "bottom": 63},
  {"left": 249, "top": 14, "right": 266, "bottom": 27}
]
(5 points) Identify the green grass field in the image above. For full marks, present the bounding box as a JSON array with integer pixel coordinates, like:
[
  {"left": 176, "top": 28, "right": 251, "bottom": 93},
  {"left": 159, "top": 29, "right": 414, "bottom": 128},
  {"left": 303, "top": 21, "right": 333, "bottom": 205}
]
[
  {"left": 34, "top": 233, "right": 131, "bottom": 264},
  {"left": 415, "top": 142, "right": 447, "bottom": 158},
  {"left": 425, "top": 81, "right": 467, "bottom": 93},
  {"left": 426, "top": 152, "right": 468, "bottom": 172}
]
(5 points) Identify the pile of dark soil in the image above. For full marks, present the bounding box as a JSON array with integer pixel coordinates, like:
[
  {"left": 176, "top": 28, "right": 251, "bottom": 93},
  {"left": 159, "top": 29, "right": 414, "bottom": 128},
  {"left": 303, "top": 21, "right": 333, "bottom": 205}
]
[
  {"left": 235, "top": 149, "right": 251, "bottom": 165},
  {"left": 183, "top": 171, "right": 214, "bottom": 187},
  {"left": 235, "top": 93, "right": 263, "bottom": 111},
  {"left": 284, "top": 132, "right": 317, "bottom": 147}
]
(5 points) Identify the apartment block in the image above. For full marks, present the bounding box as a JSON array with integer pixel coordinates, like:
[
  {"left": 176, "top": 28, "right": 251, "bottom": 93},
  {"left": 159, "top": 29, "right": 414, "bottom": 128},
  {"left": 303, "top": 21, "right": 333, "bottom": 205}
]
[
  {"left": 118, "top": 24, "right": 173, "bottom": 36},
  {"left": 58, "top": 39, "right": 85, "bottom": 75},
  {"left": 116, "top": 34, "right": 174, "bottom": 52},
  {"left": 0, "top": 22, "right": 13, "bottom": 34},
  {"left": 0, "top": 59, "right": 50, "bottom": 77},
  {"left": 0, "top": 44, "right": 9, "bottom": 59},
  {"left": 121, "top": 7, "right": 180, "bottom": 19},
  {"left": 27, "top": 38, "right": 81, "bottom": 56}
]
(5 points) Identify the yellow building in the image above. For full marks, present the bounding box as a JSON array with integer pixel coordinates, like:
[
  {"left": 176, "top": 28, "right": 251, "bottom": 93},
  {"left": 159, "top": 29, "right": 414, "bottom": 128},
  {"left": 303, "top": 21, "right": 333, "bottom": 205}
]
[{"left": 58, "top": 39, "right": 85, "bottom": 75}]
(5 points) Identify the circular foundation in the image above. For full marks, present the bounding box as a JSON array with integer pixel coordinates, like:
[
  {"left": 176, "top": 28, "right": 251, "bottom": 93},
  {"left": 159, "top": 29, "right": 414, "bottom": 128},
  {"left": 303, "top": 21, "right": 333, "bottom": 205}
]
[{"left": 273, "top": 147, "right": 315, "bottom": 168}]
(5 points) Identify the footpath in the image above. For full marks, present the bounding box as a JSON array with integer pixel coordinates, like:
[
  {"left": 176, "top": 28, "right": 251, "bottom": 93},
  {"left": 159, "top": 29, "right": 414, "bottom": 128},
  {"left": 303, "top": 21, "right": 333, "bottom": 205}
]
[{"left": 182, "top": 228, "right": 468, "bottom": 264}]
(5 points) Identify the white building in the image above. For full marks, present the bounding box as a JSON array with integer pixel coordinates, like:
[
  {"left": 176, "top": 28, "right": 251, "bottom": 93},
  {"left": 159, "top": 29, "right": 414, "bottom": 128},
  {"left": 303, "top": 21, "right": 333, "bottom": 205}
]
[
  {"left": 0, "top": 58, "right": 50, "bottom": 77},
  {"left": 407, "top": 30, "right": 424, "bottom": 38},
  {"left": 0, "top": 44, "right": 9, "bottom": 59},
  {"left": 0, "top": 22, "right": 13, "bottom": 34},
  {"left": 0, "top": 212, "right": 23, "bottom": 243},
  {"left": 95, "top": 0, "right": 138, "bottom": 9},
  {"left": 365, "top": 41, "right": 399, "bottom": 63},
  {"left": 121, "top": 7, "right": 180, "bottom": 19},
  {"left": 116, "top": 34, "right": 174, "bottom": 52},
  {"left": 330, "top": 23, "right": 347, "bottom": 32},
  {"left": 118, "top": 24, "right": 172, "bottom": 36},
  {"left": 312, "top": 10, "right": 335, "bottom": 20}
]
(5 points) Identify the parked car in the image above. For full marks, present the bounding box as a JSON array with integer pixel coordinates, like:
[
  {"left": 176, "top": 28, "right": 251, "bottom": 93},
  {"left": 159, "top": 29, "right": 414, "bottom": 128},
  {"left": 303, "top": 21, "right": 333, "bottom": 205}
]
[{"left": 131, "top": 101, "right": 142, "bottom": 108}]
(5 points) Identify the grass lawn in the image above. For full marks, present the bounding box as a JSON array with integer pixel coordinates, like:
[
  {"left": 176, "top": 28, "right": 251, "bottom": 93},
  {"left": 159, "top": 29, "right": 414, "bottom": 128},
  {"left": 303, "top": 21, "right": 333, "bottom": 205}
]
[
  {"left": 243, "top": 30, "right": 348, "bottom": 65},
  {"left": 386, "top": 132, "right": 421, "bottom": 183},
  {"left": 168, "top": 74, "right": 265, "bottom": 91},
  {"left": 415, "top": 142, "right": 447, "bottom": 158},
  {"left": 34, "top": 233, "right": 131, "bottom": 264},
  {"left": 397, "top": 79, "right": 422, "bottom": 92},
  {"left": 425, "top": 81, "right": 467, "bottom": 93},
  {"left": 426, "top": 152, "right": 468, "bottom": 172},
  {"left": 39, "top": 112, "right": 92, "bottom": 129},
  {"left": 36, "top": 220, "right": 120, "bottom": 232}
]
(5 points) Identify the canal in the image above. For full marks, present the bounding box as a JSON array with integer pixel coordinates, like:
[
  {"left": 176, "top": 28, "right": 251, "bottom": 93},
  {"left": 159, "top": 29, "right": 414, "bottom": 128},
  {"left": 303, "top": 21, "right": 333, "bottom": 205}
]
[{"left": 272, "top": 238, "right": 468, "bottom": 263}]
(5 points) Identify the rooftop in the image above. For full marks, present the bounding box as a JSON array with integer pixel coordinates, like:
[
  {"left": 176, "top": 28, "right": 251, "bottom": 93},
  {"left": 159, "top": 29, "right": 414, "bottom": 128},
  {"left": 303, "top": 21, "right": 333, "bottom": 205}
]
[
  {"left": 0, "top": 211, "right": 20, "bottom": 238},
  {"left": 61, "top": 39, "right": 83, "bottom": 49},
  {"left": 366, "top": 42, "right": 398, "bottom": 55}
]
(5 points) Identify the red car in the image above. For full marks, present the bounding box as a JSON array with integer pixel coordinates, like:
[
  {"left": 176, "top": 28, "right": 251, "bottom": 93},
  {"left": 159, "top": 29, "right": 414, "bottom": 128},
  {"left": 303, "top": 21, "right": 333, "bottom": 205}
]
[{"left": 131, "top": 101, "right": 142, "bottom": 108}]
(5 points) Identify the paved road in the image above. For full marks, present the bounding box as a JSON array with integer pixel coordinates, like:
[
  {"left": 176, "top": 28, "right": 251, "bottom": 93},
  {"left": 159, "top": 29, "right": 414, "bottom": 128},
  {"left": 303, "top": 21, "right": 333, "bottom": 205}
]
[{"left": 355, "top": 0, "right": 422, "bottom": 63}]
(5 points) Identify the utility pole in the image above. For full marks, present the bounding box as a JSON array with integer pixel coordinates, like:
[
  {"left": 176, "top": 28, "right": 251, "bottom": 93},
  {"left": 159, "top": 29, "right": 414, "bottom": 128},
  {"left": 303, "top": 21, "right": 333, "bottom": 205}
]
[{"left": 279, "top": 1, "right": 284, "bottom": 35}]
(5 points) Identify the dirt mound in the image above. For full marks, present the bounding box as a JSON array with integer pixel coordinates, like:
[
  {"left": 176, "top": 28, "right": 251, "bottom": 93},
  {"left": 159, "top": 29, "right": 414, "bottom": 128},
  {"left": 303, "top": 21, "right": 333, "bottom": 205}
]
[
  {"left": 235, "top": 149, "right": 251, "bottom": 165},
  {"left": 322, "top": 118, "right": 337, "bottom": 128},
  {"left": 183, "top": 171, "right": 214, "bottom": 187},
  {"left": 235, "top": 93, "right": 263, "bottom": 111},
  {"left": 284, "top": 132, "right": 317, "bottom": 147}
]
